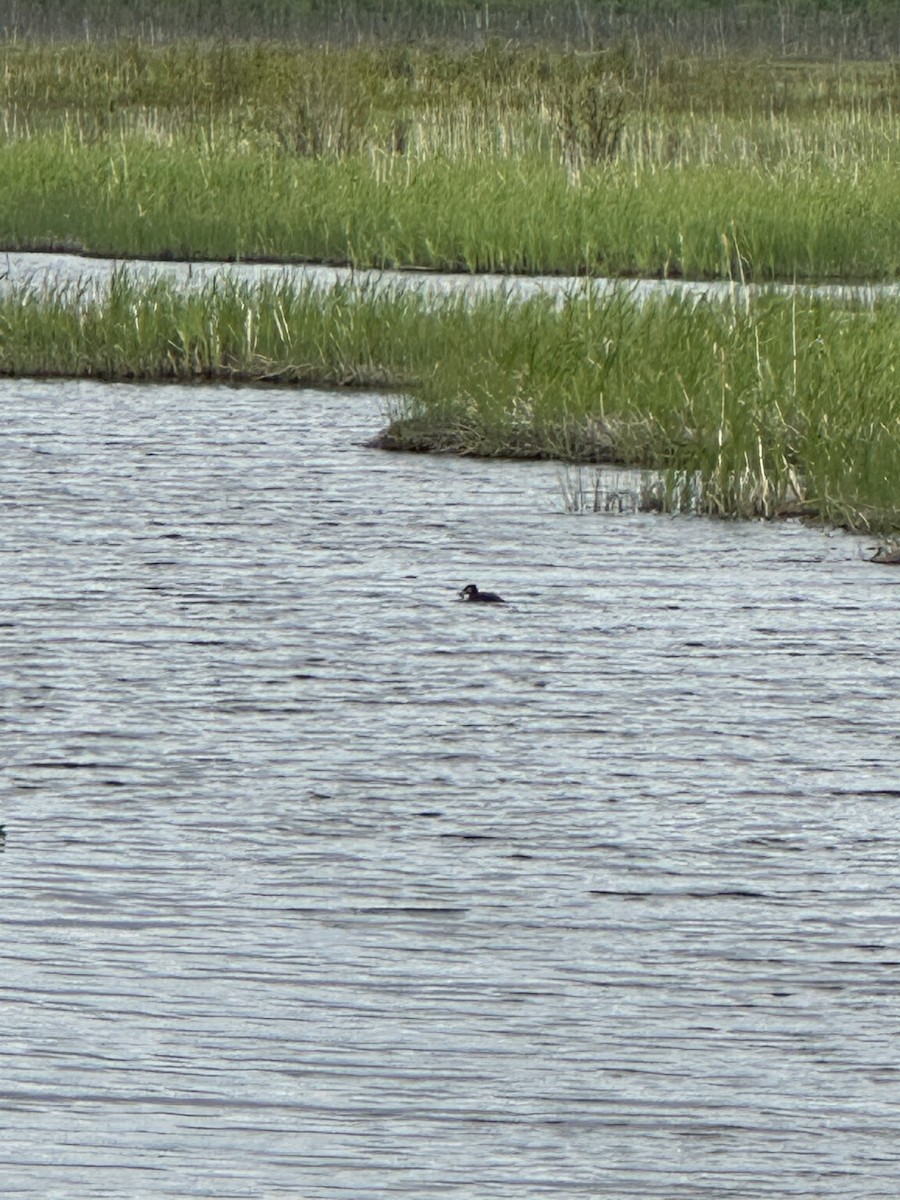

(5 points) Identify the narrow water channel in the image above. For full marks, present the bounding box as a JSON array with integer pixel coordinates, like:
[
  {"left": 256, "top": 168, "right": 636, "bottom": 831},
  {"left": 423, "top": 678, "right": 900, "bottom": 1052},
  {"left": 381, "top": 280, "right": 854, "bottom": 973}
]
[
  {"left": 4, "top": 248, "right": 898, "bottom": 304},
  {"left": 2, "top": 379, "right": 899, "bottom": 1198}
]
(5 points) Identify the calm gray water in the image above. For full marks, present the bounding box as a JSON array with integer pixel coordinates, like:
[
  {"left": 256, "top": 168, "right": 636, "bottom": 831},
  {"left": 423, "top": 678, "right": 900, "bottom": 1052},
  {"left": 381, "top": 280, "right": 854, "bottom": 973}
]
[{"left": 3, "top": 379, "right": 900, "bottom": 1199}]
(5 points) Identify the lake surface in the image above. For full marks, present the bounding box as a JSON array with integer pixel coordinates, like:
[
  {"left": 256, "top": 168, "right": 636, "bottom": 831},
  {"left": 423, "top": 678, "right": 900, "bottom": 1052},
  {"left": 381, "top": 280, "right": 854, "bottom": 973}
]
[{"left": 3, "top": 379, "right": 900, "bottom": 1198}]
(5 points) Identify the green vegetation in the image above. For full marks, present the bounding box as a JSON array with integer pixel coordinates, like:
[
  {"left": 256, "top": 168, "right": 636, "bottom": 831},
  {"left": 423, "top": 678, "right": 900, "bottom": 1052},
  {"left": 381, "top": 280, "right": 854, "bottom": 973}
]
[
  {"left": 0, "top": 6, "right": 896, "bottom": 530},
  {"left": 2, "top": 273, "right": 898, "bottom": 532},
  {"left": 0, "top": 38, "right": 897, "bottom": 279}
]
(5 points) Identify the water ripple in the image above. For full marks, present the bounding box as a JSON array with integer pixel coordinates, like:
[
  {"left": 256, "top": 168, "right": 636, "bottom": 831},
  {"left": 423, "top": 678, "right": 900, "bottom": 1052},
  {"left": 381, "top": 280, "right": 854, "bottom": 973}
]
[{"left": 2, "top": 379, "right": 899, "bottom": 1198}]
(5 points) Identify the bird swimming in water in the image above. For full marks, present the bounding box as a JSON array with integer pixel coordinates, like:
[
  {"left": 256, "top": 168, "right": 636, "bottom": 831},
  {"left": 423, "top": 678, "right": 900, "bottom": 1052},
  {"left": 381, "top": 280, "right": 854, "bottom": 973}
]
[{"left": 458, "top": 583, "right": 506, "bottom": 603}]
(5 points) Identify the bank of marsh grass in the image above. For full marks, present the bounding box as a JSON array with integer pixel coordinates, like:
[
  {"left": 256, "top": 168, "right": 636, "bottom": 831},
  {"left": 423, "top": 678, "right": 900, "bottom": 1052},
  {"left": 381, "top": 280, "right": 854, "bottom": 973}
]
[
  {"left": 1, "top": 273, "right": 898, "bottom": 532},
  {"left": 0, "top": 39, "right": 897, "bottom": 279}
]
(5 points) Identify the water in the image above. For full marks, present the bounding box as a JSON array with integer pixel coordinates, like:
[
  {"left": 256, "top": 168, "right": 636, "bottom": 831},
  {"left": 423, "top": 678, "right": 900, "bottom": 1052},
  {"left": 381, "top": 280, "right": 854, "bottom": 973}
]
[
  {"left": 3, "top": 249, "right": 898, "bottom": 305},
  {"left": 3, "top": 378, "right": 900, "bottom": 1199}
]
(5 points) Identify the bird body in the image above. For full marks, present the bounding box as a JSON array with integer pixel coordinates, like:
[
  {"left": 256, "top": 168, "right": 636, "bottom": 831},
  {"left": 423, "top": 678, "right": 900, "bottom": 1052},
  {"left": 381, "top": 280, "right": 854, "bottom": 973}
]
[{"left": 458, "top": 583, "right": 506, "bottom": 603}]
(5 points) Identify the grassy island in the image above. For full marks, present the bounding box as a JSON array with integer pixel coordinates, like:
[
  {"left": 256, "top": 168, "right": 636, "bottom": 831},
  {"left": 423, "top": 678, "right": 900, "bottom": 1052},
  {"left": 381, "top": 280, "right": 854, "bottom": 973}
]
[{"left": 3, "top": 272, "right": 898, "bottom": 532}]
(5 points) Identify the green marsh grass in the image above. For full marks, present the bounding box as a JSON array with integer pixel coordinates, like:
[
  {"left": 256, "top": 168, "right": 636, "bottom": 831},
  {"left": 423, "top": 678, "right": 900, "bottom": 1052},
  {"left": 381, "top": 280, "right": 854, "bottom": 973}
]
[
  {"left": 0, "top": 41, "right": 897, "bottom": 279},
  {"left": 1, "top": 273, "right": 898, "bottom": 532}
]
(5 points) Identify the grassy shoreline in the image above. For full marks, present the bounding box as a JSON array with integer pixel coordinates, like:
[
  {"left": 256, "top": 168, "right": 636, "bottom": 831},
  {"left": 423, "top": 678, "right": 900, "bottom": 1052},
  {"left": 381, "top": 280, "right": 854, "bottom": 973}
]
[
  {"left": 3, "top": 138, "right": 897, "bottom": 282},
  {"left": 0, "top": 41, "right": 896, "bottom": 281},
  {"left": 2, "top": 273, "right": 898, "bottom": 533}
]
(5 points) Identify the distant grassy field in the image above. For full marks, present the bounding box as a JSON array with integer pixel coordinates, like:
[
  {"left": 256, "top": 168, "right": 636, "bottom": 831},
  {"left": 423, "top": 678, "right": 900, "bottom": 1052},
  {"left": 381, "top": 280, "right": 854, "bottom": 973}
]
[
  {"left": 2, "top": 273, "right": 898, "bottom": 533},
  {"left": 0, "top": 38, "right": 897, "bottom": 280},
  {"left": 4, "top": 0, "right": 899, "bottom": 56}
]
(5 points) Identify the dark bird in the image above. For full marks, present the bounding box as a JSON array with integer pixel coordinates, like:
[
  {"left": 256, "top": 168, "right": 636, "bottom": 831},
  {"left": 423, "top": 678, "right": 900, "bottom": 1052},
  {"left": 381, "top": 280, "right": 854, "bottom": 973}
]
[{"left": 459, "top": 583, "right": 506, "bottom": 603}]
